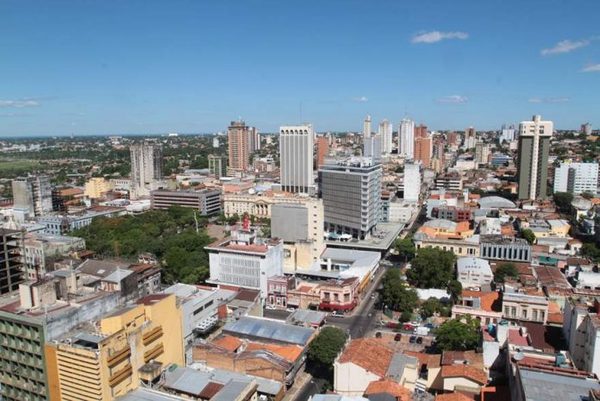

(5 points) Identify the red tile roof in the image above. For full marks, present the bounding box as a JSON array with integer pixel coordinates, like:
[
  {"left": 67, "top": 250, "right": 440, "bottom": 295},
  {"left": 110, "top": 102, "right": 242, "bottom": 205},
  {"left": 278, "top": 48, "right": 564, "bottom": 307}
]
[
  {"left": 441, "top": 365, "right": 487, "bottom": 385},
  {"left": 365, "top": 379, "right": 412, "bottom": 401},
  {"left": 212, "top": 335, "right": 243, "bottom": 352},
  {"left": 435, "top": 393, "right": 474, "bottom": 401},
  {"left": 337, "top": 338, "right": 395, "bottom": 377},
  {"left": 460, "top": 290, "right": 502, "bottom": 312}
]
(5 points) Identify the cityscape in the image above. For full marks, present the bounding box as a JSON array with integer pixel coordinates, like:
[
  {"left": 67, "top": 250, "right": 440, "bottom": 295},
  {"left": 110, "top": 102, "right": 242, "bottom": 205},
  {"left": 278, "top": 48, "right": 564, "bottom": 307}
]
[{"left": 1, "top": 2, "right": 600, "bottom": 401}]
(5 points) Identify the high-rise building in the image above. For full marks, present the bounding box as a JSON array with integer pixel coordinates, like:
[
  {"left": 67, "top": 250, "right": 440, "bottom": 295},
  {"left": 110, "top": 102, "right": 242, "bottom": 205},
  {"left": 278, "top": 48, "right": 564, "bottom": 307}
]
[
  {"left": 279, "top": 124, "right": 315, "bottom": 194},
  {"left": 318, "top": 157, "right": 382, "bottom": 239},
  {"left": 248, "top": 126, "right": 260, "bottom": 153},
  {"left": 447, "top": 132, "right": 459, "bottom": 147},
  {"left": 475, "top": 142, "right": 491, "bottom": 165},
  {"left": 11, "top": 176, "right": 52, "bottom": 219},
  {"left": 500, "top": 124, "right": 517, "bottom": 143},
  {"left": 0, "top": 229, "right": 24, "bottom": 294},
  {"left": 431, "top": 138, "right": 446, "bottom": 173},
  {"left": 517, "top": 115, "right": 553, "bottom": 200},
  {"left": 363, "top": 134, "right": 382, "bottom": 164},
  {"left": 208, "top": 154, "right": 228, "bottom": 178},
  {"left": 316, "top": 135, "right": 329, "bottom": 169},
  {"left": 463, "top": 127, "right": 476, "bottom": 149},
  {"left": 227, "top": 120, "right": 252, "bottom": 172},
  {"left": 414, "top": 136, "right": 432, "bottom": 168},
  {"left": 378, "top": 119, "right": 393, "bottom": 154},
  {"left": 399, "top": 118, "right": 415, "bottom": 158},
  {"left": 363, "top": 114, "right": 372, "bottom": 138},
  {"left": 130, "top": 142, "right": 163, "bottom": 199},
  {"left": 403, "top": 162, "right": 421, "bottom": 203},
  {"left": 581, "top": 122, "right": 592, "bottom": 136},
  {"left": 212, "top": 136, "right": 220, "bottom": 148},
  {"left": 415, "top": 124, "right": 428, "bottom": 139},
  {"left": 554, "top": 162, "right": 599, "bottom": 195}
]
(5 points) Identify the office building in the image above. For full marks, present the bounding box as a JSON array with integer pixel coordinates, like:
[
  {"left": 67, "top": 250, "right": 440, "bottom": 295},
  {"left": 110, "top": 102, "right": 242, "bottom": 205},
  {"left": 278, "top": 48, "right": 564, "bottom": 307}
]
[
  {"left": 316, "top": 135, "right": 329, "bottom": 168},
  {"left": 0, "top": 278, "right": 122, "bottom": 401},
  {"left": 475, "top": 142, "right": 491, "bottom": 165},
  {"left": 414, "top": 136, "right": 432, "bottom": 168},
  {"left": 150, "top": 188, "right": 222, "bottom": 216},
  {"left": 399, "top": 118, "right": 415, "bottom": 158},
  {"left": 206, "top": 228, "right": 283, "bottom": 298},
  {"left": 11, "top": 176, "right": 52, "bottom": 219},
  {"left": 228, "top": 120, "right": 253, "bottom": 172},
  {"left": 84, "top": 177, "right": 113, "bottom": 199},
  {"left": 480, "top": 235, "right": 532, "bottom": 262},
  {"left": 403, "top": 162, "right": 421, "bottom": 203},
  {"left": 363, "top": 134, "right": 382, "bottom": 164},
  {"left": 363, "top": 114, "right": 372, "bottom": 138},
  {"left": 378, "top": 119, "right": 393, "bottom": 154},
  {"left": 463, "top": 126, "right": 476, "bottom": 149},
  {"left": 23, "top": 233, "right": 85, "bottom": 280},
  {"left": 517, "top": 115, "right": 553, "bottom": 200},
  {"left": 46, "top": 293, "right": 184, "bottom": 401},
  {"left": 500, "top": 124, "right": 517, "bottom": 143},
  {"left": 554, "top": 162, "right": 598, "bottom": 195},
  {"left": 279, "top": 124, "right": 315, "bottom": 194},
  {"left": 318, "top": 157, "right": 382, "bottom": 239},
  {"left": 0, "top": 229, "right": 24, "bottom": 295},
  {"left": 208, "top": 154, "right": 228, "bottom": 178},
  {"left": 130, "top": 142, "right": 163, "bottom": 199}
]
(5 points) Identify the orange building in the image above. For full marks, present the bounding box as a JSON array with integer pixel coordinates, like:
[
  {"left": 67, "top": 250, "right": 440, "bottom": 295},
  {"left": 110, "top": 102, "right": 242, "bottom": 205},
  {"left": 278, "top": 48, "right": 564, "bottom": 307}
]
[
  {"left": 414, "top": 136, "right": 432, "bottom": 168},
  {"left": 316, "top": 136, "right": 329, "bottom": 168}
]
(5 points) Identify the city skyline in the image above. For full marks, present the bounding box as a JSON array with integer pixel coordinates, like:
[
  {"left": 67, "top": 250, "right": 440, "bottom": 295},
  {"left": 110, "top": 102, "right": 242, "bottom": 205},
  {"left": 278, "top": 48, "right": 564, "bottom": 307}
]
[{"left": 2, "top": 0, "right": 600, "bottom": 136}]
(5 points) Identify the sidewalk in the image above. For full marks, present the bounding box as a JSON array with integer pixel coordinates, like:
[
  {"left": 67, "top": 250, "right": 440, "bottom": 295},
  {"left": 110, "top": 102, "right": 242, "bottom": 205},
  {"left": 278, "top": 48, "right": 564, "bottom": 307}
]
[{"left": 283, "top": 369, "right": 313, "bottom": 401}]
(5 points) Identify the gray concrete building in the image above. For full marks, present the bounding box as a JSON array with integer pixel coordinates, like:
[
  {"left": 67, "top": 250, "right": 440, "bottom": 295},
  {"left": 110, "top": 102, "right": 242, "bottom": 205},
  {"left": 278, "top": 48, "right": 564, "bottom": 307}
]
[
  {"left": 11, "top": 176, "right": 52, "bottom": 220},
  {"left": 0, "top": 228, "right": 24, "bottom": 295},
  {"left": 130, "top": 142, "right": 163, "bottom": 199},
  {"left": 150, "top": 188, "right": 222, "bottom": 216},
  {"left": 517, "top": 115, "right": 553, "bottom": 200},
  {"left": 318, "top": 157, "right": 382, "bottom": 239},
  {"left": 480, "top": 235, "right": 532, "bottom": 262},
  {"left": 279, "top": 124, "right": 315, "bottom": 194},
  {"left": 208, "top": 154, "right": 228, "bottom": 178}
]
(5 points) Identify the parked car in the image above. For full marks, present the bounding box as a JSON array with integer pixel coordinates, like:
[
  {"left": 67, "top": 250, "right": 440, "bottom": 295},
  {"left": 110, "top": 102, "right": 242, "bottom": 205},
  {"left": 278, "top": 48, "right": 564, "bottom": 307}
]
[
  {"left": 376, "top": 332, "right": 383, "bottom": 339},
  {"left": 403, "top": 323, "right": 416, "bottom": 331},
  {"left": 394, "top": 333, "right": 402, "bottom": 341},
  {"left": 409, "top": 335, "right": 417, "bottom": 343},
  {"left": 416, "top": 336, "right": 423, "bottom": 344}
]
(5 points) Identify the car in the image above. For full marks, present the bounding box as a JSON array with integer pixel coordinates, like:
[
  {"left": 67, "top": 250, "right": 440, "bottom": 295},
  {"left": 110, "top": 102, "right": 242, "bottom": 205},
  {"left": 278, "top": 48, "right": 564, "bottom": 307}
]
[
  {"left": 409, "top": 335, "right": 417, "bottom": 343},
  {"left": 376, "top": 332, "right": 383, "bottom": 339},
  {"left": 416, "top": 336, "right": 423, "bottom": 344},
  {"left": 286, "top": 307, "right": 295, "bottom": 313},
  {"left": 394, "top": 333, "right": 402, "bottom": 341},
  {"left": 332, "top": 311, "right": 345, "bottom": 317}
]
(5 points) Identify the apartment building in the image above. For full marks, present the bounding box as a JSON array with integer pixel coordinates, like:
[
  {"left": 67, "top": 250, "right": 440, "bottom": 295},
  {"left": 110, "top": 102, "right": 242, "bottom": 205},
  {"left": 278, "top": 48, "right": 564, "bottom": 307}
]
[
  {"left": 150, "top": 188, "right": 222, "bottom": 216},
  {"left": 502, "top": 292, "right": 549, "bottom": 324}
]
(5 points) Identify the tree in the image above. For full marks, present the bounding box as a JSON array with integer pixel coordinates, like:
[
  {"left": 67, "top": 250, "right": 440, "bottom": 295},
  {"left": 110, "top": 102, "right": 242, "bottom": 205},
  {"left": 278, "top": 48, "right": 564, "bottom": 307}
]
[
  {"left": 435, "top": 318, "right": 480, "bottom": 351},
  {"left": 381, "top": 269, "right": 418, "bottom": 314},
  {"left": 581, "top": 192, "right": 595, "bottom": 200},
  {"left": 521, "top": 229, "right": 536, "bottom": 245},
  {"left": 395, "top": 237, "right": 415, "bottom": 261},
  {"left": 553, "top": 192, "right": 574, "bottom": 213},
  {"left": 307, "top": 327, "right": 348, "bottom": 383},
  {"left": 407, "top": 248, "right": 456, "bottom": 288},
  {"left": 446, "top": 280, "right": 462, "bottom": 304},
  {"left": 495, "top": 262, "right": 519, "bottom": 282},
  {"left": 420, "top": 297, "right": 449, "bottom": 319}
]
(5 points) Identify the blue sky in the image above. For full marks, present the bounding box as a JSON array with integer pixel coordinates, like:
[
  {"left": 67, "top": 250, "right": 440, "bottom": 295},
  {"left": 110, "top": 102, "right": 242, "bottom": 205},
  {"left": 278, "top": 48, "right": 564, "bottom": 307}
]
[{"left": 1, "top": 0, "right": 599, "bottom": 136}]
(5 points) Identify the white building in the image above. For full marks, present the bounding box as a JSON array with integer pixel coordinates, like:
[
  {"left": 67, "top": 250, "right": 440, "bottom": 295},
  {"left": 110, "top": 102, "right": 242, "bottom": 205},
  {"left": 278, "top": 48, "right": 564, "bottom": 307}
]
[
  {"left": 563, "top": 299, "right": 600, "bottom": 378},
  {"left": 403, "top": 162, "right": 421, "bottom": 203},
  {"left": 399, "top": 118, "right": 415, "bottom": 158},
  {"left": 554, "top": 162, "right": 598, "bottom": 195},
  {"left": 279, "top": 124, "right": 315, "bottom": 194},
  {"left": 378, "top": 119, "right": 393, "bottom": 155},
  {"left": 206, "top": 228, "right": 283, "bottom": 299},
  {"left": 363, "top": 134, "right": 382, "bottom": 164},
  {"left": 517, "top": 115, "right": 553, "bottom": 200},
  {"left": 130, "top": 142, "right": 163, "bottom": 199},
  {"left": 11, "top": 176, "right": 52, "bottom": 220},
  {"left": 456, "top": 257, "right": 493, "bottom": 288},
  {"left": 475, "top": 142, "right": 490, "bottom": 165},
  {"left": 363, "top": 114, "right": 372, "bottom": 138},
  {"left": 500, "top": 124, "right": 517, "bottom": 143}
]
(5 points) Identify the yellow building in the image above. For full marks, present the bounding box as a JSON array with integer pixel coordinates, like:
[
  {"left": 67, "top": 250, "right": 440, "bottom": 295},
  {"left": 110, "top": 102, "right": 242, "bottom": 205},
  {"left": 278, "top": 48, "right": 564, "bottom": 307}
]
[
  {"left": 46, "top": 294, "right": 184, "bottom": 401},
  {"left": 84, "top": 177, "right": 113, "bottom": 199}
]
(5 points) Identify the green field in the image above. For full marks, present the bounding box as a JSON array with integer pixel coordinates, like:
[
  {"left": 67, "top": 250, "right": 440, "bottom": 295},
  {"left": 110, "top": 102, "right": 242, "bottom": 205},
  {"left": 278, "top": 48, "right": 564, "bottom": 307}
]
[{"left": 0, "top": 159, "right": 42, "bottom": 177}]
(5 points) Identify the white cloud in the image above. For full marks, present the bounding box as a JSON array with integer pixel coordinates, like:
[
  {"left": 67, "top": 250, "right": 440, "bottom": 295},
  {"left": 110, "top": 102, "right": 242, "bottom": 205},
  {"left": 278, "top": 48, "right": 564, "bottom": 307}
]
[
  {"left": 581, "top": 64, "right": 600, "bottom": 73},
  {"left": 412, "top": 31, "right": 469, "bottom": 44},
  {"left": 528, "top": 97, "right": 570, "bottom": 103},
  {"left": 436, "top": 95, "right": 468, "bottom": 104},
  {"left": 541, "top": 39, "right": 590, "bottom": 55},
  {"left": 0, "top": 99, "right": 40, "bottom": 108},
  {"left": 352, "top": 96, "right": 368, "bottom": 102}
]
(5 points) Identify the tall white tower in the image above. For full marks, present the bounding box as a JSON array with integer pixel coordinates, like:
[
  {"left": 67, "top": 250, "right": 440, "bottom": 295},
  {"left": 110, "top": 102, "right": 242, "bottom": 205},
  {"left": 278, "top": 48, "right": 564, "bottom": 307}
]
[
  {"left": 399, "top": 118, "right": 415, "bottom": 159},
  {"left": 279, "top": 124, "right": 315, "bottom": 194},
  {"left": 363, "top": 115, "right": 372, "bottom": 139},
  {"left": 378, "top": 119, "right": 393, "bottom": 155},
  {"left": 130, "top": 142, "right": 163, "bottom": 199}
]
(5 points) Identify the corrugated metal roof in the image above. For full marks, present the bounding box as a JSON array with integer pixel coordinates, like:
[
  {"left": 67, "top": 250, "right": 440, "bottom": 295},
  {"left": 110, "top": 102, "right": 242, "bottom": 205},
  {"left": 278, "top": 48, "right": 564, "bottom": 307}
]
[{"left": 223, "top": 317, "right": 314, "bottom": 345}]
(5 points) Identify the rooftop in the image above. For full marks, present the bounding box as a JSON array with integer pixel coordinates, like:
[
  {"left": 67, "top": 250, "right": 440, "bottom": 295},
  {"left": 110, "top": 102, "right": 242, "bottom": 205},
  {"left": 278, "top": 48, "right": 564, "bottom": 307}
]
[
  {"left": 222, "top": 316, "right": 314, "bottom": 346},
  {"left": 518, "top": 366, "right": 600, "bottom": 401},
  {"left": 364, "top": 379, "right": 411, "bottom": 401},
  {"left": 337, "top": 338, "right": 395, "bottom": 377},
  {"left": 441, "top": 365, "right": 487, "bottom": 385}
]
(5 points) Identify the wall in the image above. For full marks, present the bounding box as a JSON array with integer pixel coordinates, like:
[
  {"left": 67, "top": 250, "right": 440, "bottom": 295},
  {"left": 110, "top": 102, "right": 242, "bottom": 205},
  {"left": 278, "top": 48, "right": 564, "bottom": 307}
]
[{"left": 333, "top": 362, "right": 380, "bottom": 396}]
